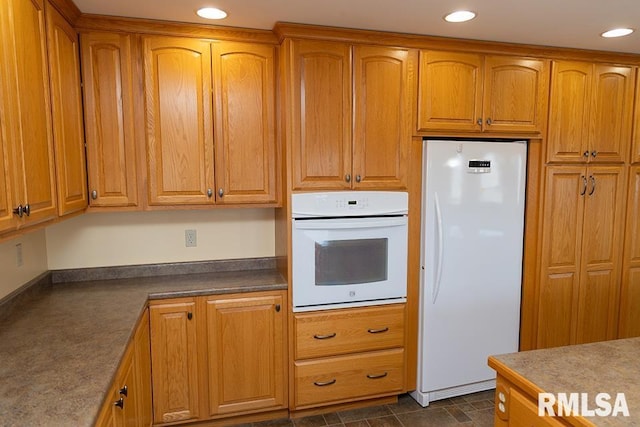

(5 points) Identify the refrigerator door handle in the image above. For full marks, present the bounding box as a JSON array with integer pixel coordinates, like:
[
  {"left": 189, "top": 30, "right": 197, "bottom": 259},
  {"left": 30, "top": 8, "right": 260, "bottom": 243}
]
[{"left": 433, "top": 192, "right": 444, "bottom": 304}]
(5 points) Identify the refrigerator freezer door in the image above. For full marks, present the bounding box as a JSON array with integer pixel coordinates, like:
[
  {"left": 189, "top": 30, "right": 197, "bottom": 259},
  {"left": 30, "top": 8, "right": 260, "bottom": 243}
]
[{"left": 419, "top": 140, "right": 527, "bottom": 395}]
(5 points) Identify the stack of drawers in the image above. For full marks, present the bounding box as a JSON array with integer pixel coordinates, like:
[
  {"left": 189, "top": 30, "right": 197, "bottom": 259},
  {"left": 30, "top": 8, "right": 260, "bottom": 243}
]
[{"left": 292, "top": 304, "right": 406, "bottom": 409}]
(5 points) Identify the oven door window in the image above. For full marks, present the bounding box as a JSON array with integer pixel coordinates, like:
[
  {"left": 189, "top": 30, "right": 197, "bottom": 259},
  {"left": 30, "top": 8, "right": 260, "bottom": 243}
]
[{"left": 315, "top": 238, "right": 388, "bottom": 286}]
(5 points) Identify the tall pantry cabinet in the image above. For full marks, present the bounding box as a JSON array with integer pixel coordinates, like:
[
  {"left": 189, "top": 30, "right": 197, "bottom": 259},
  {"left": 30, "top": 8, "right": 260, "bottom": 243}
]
[{"left": 534, "top": 60, "right": 637, "bottom": 348}]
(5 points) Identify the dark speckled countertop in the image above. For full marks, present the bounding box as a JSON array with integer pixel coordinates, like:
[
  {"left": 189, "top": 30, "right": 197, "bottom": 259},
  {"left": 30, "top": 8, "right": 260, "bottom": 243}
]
[
  {"left": 490, "top": 338, "right": 640, "bottom": 426},
  {"left": 0, "top": 266, "right": 286, "bottom": 427}
]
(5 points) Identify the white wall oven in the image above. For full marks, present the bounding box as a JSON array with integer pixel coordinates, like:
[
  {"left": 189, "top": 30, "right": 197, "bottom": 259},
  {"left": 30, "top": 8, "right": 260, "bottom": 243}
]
[{"left": 292, "top": 191, "right": 408, "bottom": 312}]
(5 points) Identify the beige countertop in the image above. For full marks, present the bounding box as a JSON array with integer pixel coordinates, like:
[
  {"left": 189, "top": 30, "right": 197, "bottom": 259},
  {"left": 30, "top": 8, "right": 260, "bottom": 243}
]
[
  {"left": 489, "top": 338, "right": 640, "bottom": 426},
  {"left": 0, "top": 268, "right": 286, "bottom": 427}
]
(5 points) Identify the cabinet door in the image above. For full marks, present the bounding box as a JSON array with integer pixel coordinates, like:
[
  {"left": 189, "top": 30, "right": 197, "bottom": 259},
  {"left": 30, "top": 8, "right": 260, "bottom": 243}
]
[
  {"left": 212, "top": 42, "right": 277, "bottom": 204},
  {"left": 81, "top": 32, "right": 138, "bottom": 208},
  {"left": 632, "top": 73, "right": 640, "bottom": 164},
  {"left": 588, "top": 65, "right": 635, "bottom": 164},
  {"left": 418, "top": 51, "right": 482, "bottom": 131},
  {"left": 143, "top": 36, "right": 214, "bottom": 205},
  {"left": 483, "top": 56, "right": 549, "bottom": 133},
  {"left": 353, "top": 46, "right": 410, "bottom": 190},
  {"left": 546, "top": 61, "right": 593, "bottom": 163},
  {"left": 150, "top": 301, "right": 200, "bottom": 423},
  {"left": 1, "top": 0, "right": 57, "bottom": 226},
  {"left": 112, "top": 346, "right": 137, "bottom": 427},
  {"left": 206, "top": 292, "right": 286, "bottom": 416},
  {"left": 537, "top": 166, "right": 585, "bottom": 348},
  {"left": 509, "top": 388, "right": 566, "bottom": 427},
  {"left": 416, "top": 51, "right": 483, "bottom": 132},
  {"left": 0, "top": 64, "right": 17, "bottom": 233},
  {"left": 575, "top": 166, "right": 626, "bottom": 343},
  {"left": 45, "top": 4, "right": 88, "bottom": 216},
  {"left": 290, "top": 40, "right": 351, "bottom": 190},
  {"left": 620, "top": 166, "right": 640, "bottom": 338},
  {"left": 133, "top": 308, "right": 152, "bottom": 426}
]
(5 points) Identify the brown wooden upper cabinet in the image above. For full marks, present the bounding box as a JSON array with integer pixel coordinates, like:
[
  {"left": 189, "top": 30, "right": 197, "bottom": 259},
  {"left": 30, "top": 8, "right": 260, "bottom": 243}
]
[
  {"left": 80, "top": 32, "right": 139, "bottom": 208},
  {"left": 143, "top": 36, "right": 277, "bottom": 206},
  {"left": 546, "top": 61, "right": 636, "bottom": 164},
  {"left": 288, "top": 39, "right": 412, "bottom": 191},
  {"left": 0, "top": 0, "right": 57, "bottom": 233},
  {"left": 633, "top": 71, "right": 640, "bottom": 164},
  {"left": 417, "top": 51, "right": 549, "bottom": 134},
  {"left": 45, "top": 3, "right": 88, "bottom": 216},
  {"left": 536, "top": 165, "right": 626, "bottom": 349}
]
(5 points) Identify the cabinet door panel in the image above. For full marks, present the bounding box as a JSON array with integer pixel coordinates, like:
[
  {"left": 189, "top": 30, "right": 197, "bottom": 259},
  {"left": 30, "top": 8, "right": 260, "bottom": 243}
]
[
  {"left": 150, "top": 301, "right": 200, "bottom": 423},
  {"left": 619, "top": 166, "right": 640, "bottom": 338},
  {"left": 0, "top": 68, "right": 16, "bottom": 232},
  {"left": 547, "top": 61, "right": 592, "bottom": 163},
  {"left": 537, "top": 166, "right": 585, "bottom": 348},
  {"left": 81, "top": 32, "right": 138, "bottom": 207},
  {"left": 353, "top": 46, "right": 410, "bottom": 190},
  {"left": 2, "top": 0, "right": 56, "bottom": 225},
  {"left": 633, "top": 73, "right": 640, "bottom": 164},
  {"left": 576, "top": 166, "right": 625, "bottom": 343},
  {"left": 291, "top": 40, "right": 351, "bottom": 190},
  {"left": 483, "top": 56, "right": 548, "bottom": 133},
  {"left": 589, "top": 65, "right": 634, "bottom": 164},
  {"left": 213, "top": 42, "right": 277, "bottom": 204},
  {"left": 143, "top": 37, "right": 214, "bottom": 205},
  {"left": 417, "top": 51, "right": 483, "bottom": 132},
  {"left": 46, "top": 5, "right": 88, "bottom": 216},
  {"left": 207, "top": 293, "right": 286, "bottom": 416}
]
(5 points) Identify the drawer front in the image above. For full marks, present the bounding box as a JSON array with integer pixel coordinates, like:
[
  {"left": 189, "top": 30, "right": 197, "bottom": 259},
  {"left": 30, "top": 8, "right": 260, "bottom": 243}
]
[
  {"left": 295, "top": 304, "right": 405, "bottom": 359},
  {"left": 294, "top": 348, "right": 405, "bottom": 408}
]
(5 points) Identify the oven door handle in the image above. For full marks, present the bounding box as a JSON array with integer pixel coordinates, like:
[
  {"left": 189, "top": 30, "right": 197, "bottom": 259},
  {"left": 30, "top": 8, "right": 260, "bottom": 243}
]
[{"left": 293, "top": 217, "right": 407, "bottom": 230}]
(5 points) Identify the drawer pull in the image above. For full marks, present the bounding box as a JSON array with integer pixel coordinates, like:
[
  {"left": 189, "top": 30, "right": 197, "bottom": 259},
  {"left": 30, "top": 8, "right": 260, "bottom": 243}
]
[
  {"left": 367, "top": 327, "right": 389, "bottom": 334},
  {"left": 314, "top": 379, "right": 337, "bottom": 387},
  {"left": 313, "top": 333, "right": 336, "bottom": 340},
  {"left": 367, "top": 372, "right": 388, "bottom": 380}
]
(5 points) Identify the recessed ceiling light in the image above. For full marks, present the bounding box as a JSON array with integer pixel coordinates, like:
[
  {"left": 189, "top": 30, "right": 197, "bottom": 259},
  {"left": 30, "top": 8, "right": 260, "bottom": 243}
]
[
  {"left": 196, "top": 7, "right": 227, "bottom": 20},
  {"left": 444, "top": 10, "right": 476, "bottom": 23},
  {"left": 601, "top": 28, "right": 634, "bottom": 38}
]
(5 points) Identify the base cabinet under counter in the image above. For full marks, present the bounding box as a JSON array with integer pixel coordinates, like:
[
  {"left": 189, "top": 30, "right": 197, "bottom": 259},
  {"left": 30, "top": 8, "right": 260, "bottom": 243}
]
[{"left": 291, "top": 304, "right": 406, "bottom": 411}]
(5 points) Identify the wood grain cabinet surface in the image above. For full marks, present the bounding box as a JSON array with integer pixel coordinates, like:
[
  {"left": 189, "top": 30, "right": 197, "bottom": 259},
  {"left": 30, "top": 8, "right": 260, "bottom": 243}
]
[
  {"left": 142, "top": 36, "right": 278, "bottom": 207},
  {"left": 536, "top": 165, "right": 626, "bottom": 348},
  {"left": 45, "top": 3, "right": 88, "bottom": 216},
  {"left": 149, "top": 291, "right": 287, "bottom": 425},
  {"left": 417, "top": 51, "right": 549, "bottom": 134},
  {"left": 619, "top": 166, "right": 640, "bottom": 338},
  {"left": 287, "top": 39, "right": 411, "bottom": 191},
  {"left": 633, "top": 72, "right": 640, "bottom": 164},
  {"left": 546, "top": 60, "right": 636, "bottom": 164},
  {"left": 80, "top": 31, "right": 138, "bottom": 208},
  {"left": 0, "top": 0, "right": 57, "bottom": 232}
]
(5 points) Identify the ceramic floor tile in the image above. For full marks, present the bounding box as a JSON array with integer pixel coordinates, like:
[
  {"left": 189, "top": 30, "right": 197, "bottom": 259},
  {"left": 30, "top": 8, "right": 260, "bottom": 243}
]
[
  {"left": 343, "top": 421, "right": 369, "bottom": 427},
  {"left": 323, "top": 413, "right": 342, "bottom": 425},
  {"left": 445, "top": 406, "right": 472, "bottom": 423},
  {"left": 338, "top": 405, "right": 393, "bottom": 422},
  {"left": 386, "top": 394, "right": 424, "bottom": 414},
  {"left": 465, "top": 408, "right": 494, "bottom": 427},
  {"left": 293, "top": 414, "right": 328, "bottom": 427},
  {"left": 366, "top": 415, "right": 403, "bottom": 427},
  {"left": 470, "top": 400, "right": 494, "bottom": 410},
  {"left": 395, "top": 408, "right": 460, "bottom": 427},
  {"left": 463, "top": 390, "right": 496, "bottom": 403}
]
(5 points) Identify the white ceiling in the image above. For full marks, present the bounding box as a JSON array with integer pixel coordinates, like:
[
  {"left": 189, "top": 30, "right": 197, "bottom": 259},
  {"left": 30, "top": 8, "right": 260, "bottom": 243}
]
[{"left": 74, "top": 0, "right": 640, "bottom": 55}]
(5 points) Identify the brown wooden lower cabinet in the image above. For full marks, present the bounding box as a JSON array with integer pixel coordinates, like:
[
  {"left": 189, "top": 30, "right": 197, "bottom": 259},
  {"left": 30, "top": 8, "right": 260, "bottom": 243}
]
[{"left": 148, "top": 290, "right": 288, "bottom": 426}]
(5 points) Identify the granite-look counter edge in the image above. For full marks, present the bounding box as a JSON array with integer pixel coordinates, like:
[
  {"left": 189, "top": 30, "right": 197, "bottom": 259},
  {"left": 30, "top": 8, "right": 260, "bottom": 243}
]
[
  {"left": 489, "top": 338, "right": 640, "bottom": 426},
  {"left": 0, "top": 262, "right": 286, "bottom": 427}
]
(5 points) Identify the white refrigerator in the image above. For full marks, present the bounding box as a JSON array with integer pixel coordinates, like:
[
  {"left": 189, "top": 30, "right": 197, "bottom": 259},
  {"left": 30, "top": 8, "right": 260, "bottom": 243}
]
[{"left": 411, "top": 139, "right": 527, "bottom": 406}]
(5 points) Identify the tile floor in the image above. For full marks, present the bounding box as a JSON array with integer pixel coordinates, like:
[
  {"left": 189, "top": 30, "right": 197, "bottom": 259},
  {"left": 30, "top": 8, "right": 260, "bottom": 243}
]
[{"left": 244, "top": 390, "right": 495, "bottom": 427}]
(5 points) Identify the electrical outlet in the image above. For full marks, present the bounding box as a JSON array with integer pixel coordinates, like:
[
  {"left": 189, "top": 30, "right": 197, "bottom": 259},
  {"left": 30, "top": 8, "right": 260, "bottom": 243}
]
[
  {"left": 185, "top": 229, "right": 197, "bottom": 247},
  {"left": 16, "top": 243, "right": 23, "bottom": 267}
]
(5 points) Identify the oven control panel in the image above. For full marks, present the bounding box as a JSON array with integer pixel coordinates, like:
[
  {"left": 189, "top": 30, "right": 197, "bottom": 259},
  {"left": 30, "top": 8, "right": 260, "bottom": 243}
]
[{"left": 291, "top": 191, "right": 408, "bottom": 218}]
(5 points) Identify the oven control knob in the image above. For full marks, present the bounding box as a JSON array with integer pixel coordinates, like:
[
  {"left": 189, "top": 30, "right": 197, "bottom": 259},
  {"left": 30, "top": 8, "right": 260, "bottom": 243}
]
[{"left": 349, "top": 291, "right": 356, "bottom": 297}]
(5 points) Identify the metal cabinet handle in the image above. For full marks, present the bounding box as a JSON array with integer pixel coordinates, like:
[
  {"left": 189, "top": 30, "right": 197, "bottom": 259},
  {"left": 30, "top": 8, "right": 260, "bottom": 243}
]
[
  {"left": 314, "top": 379, "right": 336, "bottom": 387},
  {"left": 12, "top": 204, "right": 24, "bottom": 218},
  {"left": 313, "top": 333, "right": 336, "bottom": 340},
  {"left": 187, "top": 312, "right": 193, "bottom": 320},
  {"left": 355, "top": 175, "right": 362, "bottom": 183},
  {"left": 114, "top": 397, "right": 124, "bottom": 409},
  {"left": 583, "top": 151, "right": 590, "bottom": 158},
  {"left": 24, "top": 204, "right": 30, "bottom": 217},
  {"left": 591, "top": 151, "right": 598, "bottom": 158},
  {"left": 588, "top": 175, "right": 596, "bottom": 196},
  {"left": 218, "top": 188, "right": 224, "bottom": 197},
  {"left": 367, "top": 327, "right": 389, "bottom": 334},
  {"left": 580, "top": 176, "right": 587, "bottom": 196},
  {"left": 119, "top": 385, "right": 128, "bottom": 397},
  {"left": 207, "top": 188, "right": 213, "bottom": 198},
  {"left": 477, "top": 118, "right": 483, "bottom": 126},
  {"left": 275, "top": 304, "right": 281, "bottom": 312},
  {"left": 91, "top": 190, "right": 98, "bottom": 200},
  {"left": 345, "top": 174, "right": 351, "bottom": 183},
  {"left": 486, "top": 118, "right": 493, "bottom": 125},
  {"left": 367, "top": 372, "right": 388, "bottom": 379}
]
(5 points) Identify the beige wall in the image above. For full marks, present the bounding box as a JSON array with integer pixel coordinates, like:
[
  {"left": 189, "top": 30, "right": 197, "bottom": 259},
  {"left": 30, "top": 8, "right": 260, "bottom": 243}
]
[
  {"left": 0, "top": 229, "right": 48, "bottom": 300},
  {"left": 45, "top": 209, "right": 276, "bottom": 270}
]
